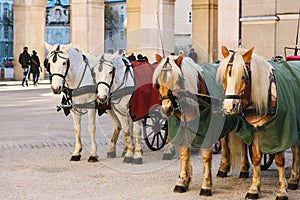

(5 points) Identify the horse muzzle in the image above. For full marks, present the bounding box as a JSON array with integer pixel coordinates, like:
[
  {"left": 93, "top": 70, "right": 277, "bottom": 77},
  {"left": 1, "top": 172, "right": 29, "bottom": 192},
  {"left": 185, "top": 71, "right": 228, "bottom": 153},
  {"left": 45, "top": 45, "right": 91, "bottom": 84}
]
[
  {"left": 51, "top": 86, "right": 62, "bottom": 94},
  {"left": 96, "top": 95, "right": 108, "bottom": 105},
  {"left": 160, "top": 105, "right": 174, "bottom": 119},
  {"left": 223, "top": 99, "right": 241, "bottom": 115}
]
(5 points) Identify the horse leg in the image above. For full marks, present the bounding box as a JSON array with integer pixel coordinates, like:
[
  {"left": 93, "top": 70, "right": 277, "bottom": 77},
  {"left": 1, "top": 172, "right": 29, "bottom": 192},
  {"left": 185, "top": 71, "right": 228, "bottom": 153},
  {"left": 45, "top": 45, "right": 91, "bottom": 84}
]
[
  {"left": 199, "top": 147, "right": 213, "bottom": 196},
  {"left": 106, "top": 110, "right": 121, "bottom": 158},
  {"left": 122, "top": 131, "right": 134, "bottom": 163},
  {"left": 239, "top": 141, "right": 250, "bottom": 178},
  {"left": 70, "top": 113, "right": 82, "bottom": 161},
  {"left": 217, "top": 136, "right": 230, "bottom": 178},
  {"left": 87, "top": 110, "right": 98, "bottom": 162},
  {"left": 274, "top": 151, "right": 288, "bottom": 200},
  {"left": 288, "top": 143, "right": 300, "bottom": 190},
  {"left": 174, "top": 145, "right": 192, "bottom": 193},
  {"left": 246, "top": 131, "right": 261, "bottom": 199},
  {"left": 162, "top": 138, "right": 176, "bottom": 160},
  {"left": 132, "top": 120, "right": 143, "bottom": 165}
]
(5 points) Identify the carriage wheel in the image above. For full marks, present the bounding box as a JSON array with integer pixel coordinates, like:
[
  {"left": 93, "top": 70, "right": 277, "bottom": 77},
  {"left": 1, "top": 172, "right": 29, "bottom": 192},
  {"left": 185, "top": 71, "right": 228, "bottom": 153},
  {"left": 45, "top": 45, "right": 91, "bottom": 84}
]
[
  {"left": 249, "top": 144, "right": 275, "bottom": 171},
  {"left": 142, "top": 108, "right": 168, "bottom": 151}
]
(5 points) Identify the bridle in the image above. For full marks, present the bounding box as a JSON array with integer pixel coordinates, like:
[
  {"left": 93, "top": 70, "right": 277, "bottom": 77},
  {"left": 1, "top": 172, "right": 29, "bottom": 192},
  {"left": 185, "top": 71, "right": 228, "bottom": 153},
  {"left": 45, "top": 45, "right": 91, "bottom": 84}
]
[
  {"left": 46, "top": 45, "right": 70, "bottom": 82},
  {"left": 158, "top": 58, "right": 180, "bottom": 111},
  {"left": 96, "top": 54, "right": 115, "bottom": 90},
  {"left": 223, "top": 51, "right": 251, "bottom": 114}
]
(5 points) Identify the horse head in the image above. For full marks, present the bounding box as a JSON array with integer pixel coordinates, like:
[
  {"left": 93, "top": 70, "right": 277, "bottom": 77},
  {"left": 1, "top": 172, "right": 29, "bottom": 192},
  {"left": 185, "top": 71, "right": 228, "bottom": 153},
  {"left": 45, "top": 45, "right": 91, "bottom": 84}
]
[
  {"left": 94, "top": 53, "right": 119, "bottom": 104},
  {"left": 217, "top": 46, "right": 254, "bottom": 115},
  {"left": 45, "top": 42, "right": 73, "bottom": 94},
  {"left": 153, "top": 54, "right": 185, "bottom": 118}
]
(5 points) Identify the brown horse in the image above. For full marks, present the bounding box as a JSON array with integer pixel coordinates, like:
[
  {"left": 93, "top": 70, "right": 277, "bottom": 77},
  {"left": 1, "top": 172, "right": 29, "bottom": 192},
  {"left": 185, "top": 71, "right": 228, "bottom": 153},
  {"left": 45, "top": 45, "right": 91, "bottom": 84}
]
[
  {"left": 153, "top": 54, "right": 250, "bottom": 196},
  {"left": 217, "top": 46, "right": 300, "bottom": 199}
]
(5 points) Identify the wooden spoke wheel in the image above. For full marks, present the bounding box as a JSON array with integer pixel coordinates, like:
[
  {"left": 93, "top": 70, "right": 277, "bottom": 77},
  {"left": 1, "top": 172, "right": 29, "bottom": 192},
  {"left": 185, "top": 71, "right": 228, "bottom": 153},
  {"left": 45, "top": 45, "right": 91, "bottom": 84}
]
[
  {"left": 142, "top": 108, "right": 168, "bottom": 151},
  {"left": 249, "top": 144, "right": 275, "bottom": 171}
]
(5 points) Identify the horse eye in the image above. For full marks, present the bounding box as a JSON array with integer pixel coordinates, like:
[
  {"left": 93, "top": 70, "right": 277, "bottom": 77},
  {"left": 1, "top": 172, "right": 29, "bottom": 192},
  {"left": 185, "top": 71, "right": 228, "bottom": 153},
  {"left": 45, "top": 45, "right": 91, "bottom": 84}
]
[
  {"left": 242, "top": 76, "right": 245, "bottom": 80},
  {"left": 109, "top": 71, "right": 113, "bottom": 74},
  {"left": 63, "top": 62, "right": 67, "bottom": 65}
]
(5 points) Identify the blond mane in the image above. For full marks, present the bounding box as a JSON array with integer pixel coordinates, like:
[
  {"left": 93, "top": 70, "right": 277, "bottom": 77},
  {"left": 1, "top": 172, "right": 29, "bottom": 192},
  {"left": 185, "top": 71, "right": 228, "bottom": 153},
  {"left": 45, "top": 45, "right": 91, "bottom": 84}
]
[
  {"left": 152, "top": 56, "right": 202, "bottom": 93},
  {"left": 216, "top": 48, "right": 273, "bottom": 113}
]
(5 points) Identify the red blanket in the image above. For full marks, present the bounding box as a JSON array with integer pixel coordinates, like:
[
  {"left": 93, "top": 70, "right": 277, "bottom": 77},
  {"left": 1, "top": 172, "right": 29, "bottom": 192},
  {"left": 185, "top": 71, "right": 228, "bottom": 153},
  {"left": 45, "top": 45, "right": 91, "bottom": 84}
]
[{"left": 129, "top": 61, "right": 161, "bottom": 121}]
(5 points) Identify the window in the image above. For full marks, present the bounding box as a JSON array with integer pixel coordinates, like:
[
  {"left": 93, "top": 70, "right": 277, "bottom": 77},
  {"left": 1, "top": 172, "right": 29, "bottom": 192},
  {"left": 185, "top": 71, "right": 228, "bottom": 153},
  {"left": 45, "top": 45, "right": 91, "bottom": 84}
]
[
  {"left": 119, "top": 30, "right": 124, "bottom": 41},
  {"left": 108, "top": 30, "right": 113, "bottom": 40},
  {"left": 188, "top": 11, "right": 192, "bottom": 23},
  {"left": 120, "top": 14, "right": 125, "bottom": 25}
]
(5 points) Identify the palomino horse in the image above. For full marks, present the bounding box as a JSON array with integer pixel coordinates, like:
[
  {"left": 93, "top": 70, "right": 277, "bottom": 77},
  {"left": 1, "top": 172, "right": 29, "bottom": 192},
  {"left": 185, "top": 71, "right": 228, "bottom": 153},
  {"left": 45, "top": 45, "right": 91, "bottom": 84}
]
[
  {"left": 44, "top": 43, "right": 121, "bottom": 162},
  {"left": 217, "top": 46, "right": 300, "bottom": 199},
  {"left": 94, "top": 53, "right": 144, "bottom": 164},
  {"left": 152, "top": 54, "right": 250, "bottom": 196}
]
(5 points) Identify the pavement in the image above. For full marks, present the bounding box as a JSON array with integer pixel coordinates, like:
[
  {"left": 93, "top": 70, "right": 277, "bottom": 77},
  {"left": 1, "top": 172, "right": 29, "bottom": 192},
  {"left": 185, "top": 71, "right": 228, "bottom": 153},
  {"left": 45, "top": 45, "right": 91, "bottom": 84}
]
[{"left": 0, "top": 80, "right": 299, "bottom": 200}]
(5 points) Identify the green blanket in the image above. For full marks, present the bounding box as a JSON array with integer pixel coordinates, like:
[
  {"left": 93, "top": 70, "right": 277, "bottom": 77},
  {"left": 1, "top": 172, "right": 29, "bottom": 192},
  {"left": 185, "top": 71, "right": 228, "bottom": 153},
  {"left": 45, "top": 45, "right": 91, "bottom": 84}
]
[
  {"left": 236, "top": 61, "right": 300, "bottom": 154},
  {"left": 168, "top": 62, "right": 237, "bottom": 148}
]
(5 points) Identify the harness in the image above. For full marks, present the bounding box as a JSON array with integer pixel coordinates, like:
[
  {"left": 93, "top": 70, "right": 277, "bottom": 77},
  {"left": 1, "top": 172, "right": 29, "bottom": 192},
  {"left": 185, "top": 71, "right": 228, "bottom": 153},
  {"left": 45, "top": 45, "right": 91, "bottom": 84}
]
[
  {"left": 158, "top": 58, "right": 214, "bottom": 117},
  {"left": 46, "top": 47, "right": 98, "bottom": 115},
  {"left": 96, "top": 55, "right": 135, "bottom": 116},
  {"left": 223, "top": 51, "right": 277, "bottom": 121}
]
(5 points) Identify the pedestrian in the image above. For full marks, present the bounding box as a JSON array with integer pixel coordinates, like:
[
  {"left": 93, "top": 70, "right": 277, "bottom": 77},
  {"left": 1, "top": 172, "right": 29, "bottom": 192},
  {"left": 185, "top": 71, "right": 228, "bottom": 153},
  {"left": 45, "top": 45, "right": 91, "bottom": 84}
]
[
  {"left": 18, "top": 46, "right": 31, "bottom": 87},
  {"left": 188, "top": 48, "right": 198, "bottom": 63},
  {"left": 30, "top": 50, "right": 42, "bottom": 87}
]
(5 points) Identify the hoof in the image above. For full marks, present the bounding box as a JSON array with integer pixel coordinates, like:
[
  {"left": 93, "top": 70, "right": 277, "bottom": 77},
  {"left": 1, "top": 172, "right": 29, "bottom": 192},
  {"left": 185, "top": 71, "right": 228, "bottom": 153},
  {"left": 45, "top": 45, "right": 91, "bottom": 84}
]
[
  {"left": 70, "top": 155, "right": 81, "bottom": 161},
  {"left": 123, "top": 157, "right": 133, "bottom": 163},
  {"left": 275, "top": 196, "right": 288, "bottom": 200},
  {"left": 216, "top": 171, "right": 227, "bottom": 178},
  {"left": 132, "top": 158, "right": 142, "bottom": 165},
  {"left": 288, "top": 183, "right": 298, "bottom": 190},
  {"left": 245, "top": 193, "right": 259, "bottom": 199},
  {"left": 199, "top": 188, "right": 212, "bottom": 196},
  {"left": 107, "top": 151, "right": 116, "bottom": 158},
  {"left": 173, "top": 185, "right": 188, "bottom": 193},
  {"left": 121, "top": 151, "right": 126, "bottom": 157},
  {"left": 239, "top": 172, "right": 249, "bottom": 179},
  {"left": 88, "top": 156, "right": 98, "bottom": 163}
]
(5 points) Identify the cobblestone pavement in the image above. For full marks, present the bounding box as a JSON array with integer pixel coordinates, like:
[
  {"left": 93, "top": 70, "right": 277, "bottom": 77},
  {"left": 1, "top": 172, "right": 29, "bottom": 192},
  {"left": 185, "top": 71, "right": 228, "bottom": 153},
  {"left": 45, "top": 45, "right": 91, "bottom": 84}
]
[{"left": 0, "top": 82, "right": 299, "bottom": 200}]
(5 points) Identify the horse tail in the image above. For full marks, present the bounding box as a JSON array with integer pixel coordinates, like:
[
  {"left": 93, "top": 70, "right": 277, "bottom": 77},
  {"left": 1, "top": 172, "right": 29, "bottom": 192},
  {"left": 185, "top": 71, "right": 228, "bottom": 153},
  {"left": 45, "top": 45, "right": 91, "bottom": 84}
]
[{"left": 229, "top": 129, "right": 242, "bottom": 172}]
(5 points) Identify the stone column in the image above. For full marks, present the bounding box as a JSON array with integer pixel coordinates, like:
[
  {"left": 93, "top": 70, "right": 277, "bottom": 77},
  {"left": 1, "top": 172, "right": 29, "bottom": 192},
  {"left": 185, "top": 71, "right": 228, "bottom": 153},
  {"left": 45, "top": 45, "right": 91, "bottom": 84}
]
[
  {"left": 71, "top": 0, "right": 105, "bottom": 55},
  {"left": 127, "top": 0, "right": 175, "bottom": 62},
  {"left": 192, "top": 0, "right": 218, "bottom": 63},
  {"left": 126, "top": 0, "right": 141, "bottom": 54},
  {"left": 13, "top": 0, "right": 48, "bottom": 81}
]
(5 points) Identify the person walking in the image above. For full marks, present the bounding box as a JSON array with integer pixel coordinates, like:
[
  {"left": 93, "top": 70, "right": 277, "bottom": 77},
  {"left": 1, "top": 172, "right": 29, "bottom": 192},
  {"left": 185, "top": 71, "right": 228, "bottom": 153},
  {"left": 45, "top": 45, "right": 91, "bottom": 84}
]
[
  {"left": 188, "top": 48, "right": 198, "bottom": 63},
  {"left": 18, "top": 47, "right": 31, "bottom": 87},
  {"left": 30, "top": 50, "right": 42, "bottom": 87}
]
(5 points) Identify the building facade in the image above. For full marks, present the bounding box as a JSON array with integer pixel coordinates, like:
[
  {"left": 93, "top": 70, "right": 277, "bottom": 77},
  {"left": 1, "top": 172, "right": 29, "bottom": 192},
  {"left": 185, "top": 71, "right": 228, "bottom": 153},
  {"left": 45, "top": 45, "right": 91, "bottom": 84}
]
[
  {"left": 45, "top": 0, "right": 70, "bottom": 45},
  {"left": 0, "top": 0, "right": 13, "bottom": 58}
]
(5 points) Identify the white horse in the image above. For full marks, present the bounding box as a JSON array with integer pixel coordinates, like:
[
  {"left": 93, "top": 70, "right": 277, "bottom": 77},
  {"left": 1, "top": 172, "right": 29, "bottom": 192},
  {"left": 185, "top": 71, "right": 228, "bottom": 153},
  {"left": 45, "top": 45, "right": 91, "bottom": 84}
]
[
  {"left": 44, "top": 43, "right": 121, "bottom": 162},
  {"left": 94, "top": 52, "right": 143, "bottom": 164}
]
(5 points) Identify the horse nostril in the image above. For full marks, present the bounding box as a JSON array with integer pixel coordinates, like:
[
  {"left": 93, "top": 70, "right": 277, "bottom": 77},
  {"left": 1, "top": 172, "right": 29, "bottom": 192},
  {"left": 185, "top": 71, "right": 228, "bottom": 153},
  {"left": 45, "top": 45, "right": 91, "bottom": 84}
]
[{"left": 97, "top": 95, "right": 107, "bottom": 104}]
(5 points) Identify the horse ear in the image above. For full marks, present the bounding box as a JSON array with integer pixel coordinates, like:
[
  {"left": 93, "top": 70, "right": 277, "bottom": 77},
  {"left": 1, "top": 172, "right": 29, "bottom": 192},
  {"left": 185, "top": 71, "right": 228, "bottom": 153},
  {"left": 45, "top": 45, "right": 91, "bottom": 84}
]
[
  {"left": 175, "top": 55, "right": 184, "bottom": 67},
  {"left": 242, "top": 47, "right": 254, "bottom": 63},
  {"left": 221, "top": 46, "right": 230, "bottom": 58},
  {"left": 155, "top": 54, "right": 163, "bottom": 63},
  {"left": 45, "top": 42, "right": 53, "bottom": 52},
  {"left": 64, "top": 43, "right": 73, "bottom": 52}
]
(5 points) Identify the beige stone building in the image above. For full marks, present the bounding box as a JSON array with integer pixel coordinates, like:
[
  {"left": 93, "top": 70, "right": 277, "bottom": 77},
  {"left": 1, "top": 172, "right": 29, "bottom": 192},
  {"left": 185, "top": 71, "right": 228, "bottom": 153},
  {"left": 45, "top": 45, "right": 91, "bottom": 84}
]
[{"left": 12, "top": 0, "right": 300, "bottom": 80}]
